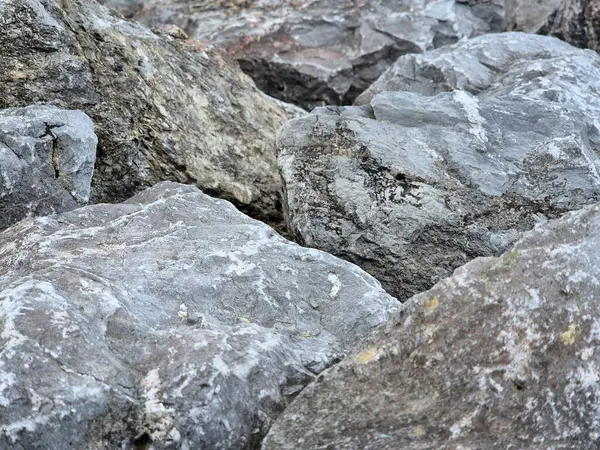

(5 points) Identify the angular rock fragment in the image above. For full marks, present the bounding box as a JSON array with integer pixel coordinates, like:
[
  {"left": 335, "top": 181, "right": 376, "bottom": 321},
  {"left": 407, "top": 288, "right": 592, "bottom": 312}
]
[
  {"left": 0, "top": 105, "right": 97, "bottom": 231},
  {"left": 282, "top": 33, "right": 600, "bottom": 300},
  {"left": 101, "top": 0, "right": 503, "bottom": 110},
  {"left": 504, "top": 0, "right": 562, "bottom": 33},
  {"left": 0, "top": 182, "right": 397, "bottom": 449},
  {"left": 0, "top": 0, "right": 300, "bottom": 228},
  {"left": 356, "top": 31, "right": 596, "bottom": 104},
  {"left": 263, "top": 201, "right": 600, "bottom": 449}
]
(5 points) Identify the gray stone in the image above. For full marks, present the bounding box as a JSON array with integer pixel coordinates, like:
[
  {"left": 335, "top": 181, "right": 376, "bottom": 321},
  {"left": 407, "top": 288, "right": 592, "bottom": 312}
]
[
  {"left": 0, "top": 105, "right": 97, "bottom": 231},
  {"left": 101, "top": 0, "right": 503, "bottom": 110},
  {"left": 263, "top": 201, "right": 600, "bottom": 449},
  {"left": 0, "top": 182, "right": 398, "bottom": 449},
  {"left": 281, "top": 33, "right": 600, "bottom": 301},
  {"left": 504, "top": 0, "right": 562, "bottom": 32},
  {"left": 0, "top": 0, "right": 302, "bottom": 229},
  {"left": 356, "top": 31, "right": 596, "bottom": 104}
]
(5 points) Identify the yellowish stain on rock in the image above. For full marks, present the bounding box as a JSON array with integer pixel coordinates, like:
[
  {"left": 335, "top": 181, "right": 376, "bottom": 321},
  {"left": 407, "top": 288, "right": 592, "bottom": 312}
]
[
  {"left": 355, "top": 347, "right": 377, "bottom": 364},
  {"left": 560, "top": 323, "right": 579, "bottom": 345},
  {"left": 423, "top": 296, "right": 439, "bottom": 316},
  {"left": 297, "top": 331, "right": 317, "bottom": 338},
  {"left": 502, "top": 250, "right": 522, "bottom": 265},
  {"left": 413, "top": 426, "right": 426, "bottom": 437}
]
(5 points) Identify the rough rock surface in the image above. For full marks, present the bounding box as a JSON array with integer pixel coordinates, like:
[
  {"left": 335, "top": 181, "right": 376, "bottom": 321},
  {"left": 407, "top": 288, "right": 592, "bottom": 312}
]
[
  {"left": 504, "top": 0, "right": 600, "bottom": 54},
  {"left": 0, "top": 182, "right": 398, "bottom": 449},
  {"left": 504, "top": 0, "right": 562, "bottom": 32},
  {"left": 0, "top": 105, "right": 97, "bottom": 231},
  {"left": 281, "top": 33, "right": 600, "bottom": 300},
  {"left": 0, "top": 0, "right": 301, "bottom": 228},
  {"left": 263, "top": 201, "right": 600, "bottom": 449},
  {"left": 102, "top": 0, "right": 504, "bottom": 110},
  {"left": 546, "top": 0, "right": 600, "bottom": 52},
  {"left": 356, "top": 31, "right": 597, "bottom": 104}
]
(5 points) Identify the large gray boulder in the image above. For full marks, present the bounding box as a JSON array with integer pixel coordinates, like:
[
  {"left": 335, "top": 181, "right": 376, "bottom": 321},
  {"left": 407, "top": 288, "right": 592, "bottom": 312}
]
[
  {"left": 0, "top": 182, "right": 398, "bottom": 449},
  {"left": 0, "top": 0, "right": 302, "bottom": 229},
  {"left": 356, "top": 31, "right": 598, "bottom": 104},
  {"left": 101, "top": 0, "right": 503, "bottom": 110},
  {"left": 281, "top": 33, "right": 600, "bottom": 300},
  {"left": 0, "top": 105, "right": 97, "bottom": 231},
  {"left": 263, "top": 201, "right": 600, "bottom": 449}
]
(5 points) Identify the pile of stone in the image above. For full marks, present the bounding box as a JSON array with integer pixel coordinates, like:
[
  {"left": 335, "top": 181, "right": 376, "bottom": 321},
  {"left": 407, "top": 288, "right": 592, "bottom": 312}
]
[{"left": 2, "top": 0, "right": 600, "bottom": 448}]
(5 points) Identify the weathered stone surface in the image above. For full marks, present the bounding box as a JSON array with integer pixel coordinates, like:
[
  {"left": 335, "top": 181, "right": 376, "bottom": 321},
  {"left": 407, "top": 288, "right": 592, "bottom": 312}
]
[
  {"left": 504, "top": 0, "right": 562, "bottom": 32},
  {"left": 0, "top": 0, "right": 301, "bottom": 228},
  {"left": 356, "top": 31, "right": 596, "bottom": 104},
  {"left": 281, "top": 33, "right": 600, "bottom": 300},
  {"left": 546, "top": 0, "right": 600, "bottom": 52},
  {"left": 0, "top": 105, "right": 97, "bottom": 231},
  {"left": 504, "top": 0, "right": 600, "bottom": 54},
  {"left": 101, "top": 0, "right": 503, "bottom": 110},
  {"left": 0, "top": 182, "right": 398, "bottom": 449},
  {"left": 263, "top": 202, "right": 600, "bottom": 449}
]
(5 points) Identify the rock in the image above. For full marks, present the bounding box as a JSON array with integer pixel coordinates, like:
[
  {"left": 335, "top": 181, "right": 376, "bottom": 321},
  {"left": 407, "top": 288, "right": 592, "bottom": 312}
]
[
  {"left": 0, "top": 105, "right": 97, "bottom": 231},
  {"left": 504, "top": 0, "right": 562, "bottom": 32},
  {"left": 546, "top": 0, "right": 600, "bottom": 52},
  {"left": 263, "top": 201, "right": 600, "bottom": 449},
  {"left": 101, "top": 0, "right": 503, "bottom": 110},
  {"left": 100, "top": 0, "right": 146, "bottom": 18},
  {"left": 280, "top": 33, "right": 600, "bottom": 301},
  {"left": 504, "top": 0, "right": 600, "bottom": 54},
  {"left": 0, "top": 0, "right": 301, "bottom": 229},
  {"left": 355, "top": 31, "right": 595, "bottom": 104},
  {"left": 460, "top": 0, "right": 505, "bottom": 30},
  {"left": 0, "top": 182, "right": 398, "bottom": 449}
]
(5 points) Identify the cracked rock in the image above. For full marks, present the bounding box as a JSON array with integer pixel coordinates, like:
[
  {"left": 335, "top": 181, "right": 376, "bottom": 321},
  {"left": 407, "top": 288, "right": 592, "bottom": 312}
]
[
  {"left": 101, "top": 0, "right": 504, "bottom": 110},
  {"left": 263, "top": 201, "right": 600, "bottom": 449},
  {"left": 0, "top": 182, "right": 398, "bottom": 449},
  {"left": 280, "top": 33, "right": 600, "bottom": 300},
  {"left": 0, "top": 105, "right": 97, "bottom": 231},
  {"left": 0, "top": 0, "right": 303, "bottom": 229}
]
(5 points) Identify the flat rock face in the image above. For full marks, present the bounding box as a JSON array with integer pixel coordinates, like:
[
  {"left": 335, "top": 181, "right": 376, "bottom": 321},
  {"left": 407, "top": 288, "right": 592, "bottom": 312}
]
[
  {"left": 102, "top": 0, "right": 503, "bottom": 110},
  {"left": 263, "top": 201, "right": 600, "bottom": 449},
  {"left": 0, "top": 0, "right": 301, "bottom": 228},
  {"left": 0, "top": 105, "right": 97, "bottom": 231},
  {"left": 0, "top": 182, "right": 398, "bottom": 449},
  {"left": 280, "top": 33, "right": 600, "bottom": 300}
]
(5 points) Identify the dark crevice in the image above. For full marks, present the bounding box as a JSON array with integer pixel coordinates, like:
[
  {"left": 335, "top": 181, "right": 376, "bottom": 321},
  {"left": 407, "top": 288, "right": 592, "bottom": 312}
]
[
  {"left": 42, "top": 123, "right": 61, "bottom": 179},
  {"left": 133, "top": 431, "right": 151, "bottom": 449}
]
